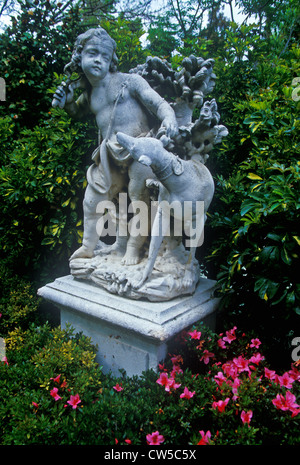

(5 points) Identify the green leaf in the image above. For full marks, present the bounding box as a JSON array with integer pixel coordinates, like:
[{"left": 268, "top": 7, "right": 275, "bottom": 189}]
[
  {"left": 247, "top": 173, "right": 263, "bottom": 181},
  {"left": 281, "top": 246, "right": 292, "bottom": 265}
]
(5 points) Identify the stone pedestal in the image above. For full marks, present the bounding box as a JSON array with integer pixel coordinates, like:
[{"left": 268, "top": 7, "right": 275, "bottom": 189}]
[{"left": 38, "top": 275, "right": 219, "bottom": 377}]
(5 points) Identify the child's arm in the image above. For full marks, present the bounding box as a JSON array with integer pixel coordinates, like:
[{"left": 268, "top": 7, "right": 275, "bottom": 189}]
[
  {"left": 52, "top": 82, "right": 90, "bottom": 120},
  {"left": 129, "top": 74, "right": 178, "bottom": 138}
]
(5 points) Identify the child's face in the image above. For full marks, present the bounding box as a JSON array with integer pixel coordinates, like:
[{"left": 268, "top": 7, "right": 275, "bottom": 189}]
[{"left": 81, "top": 39, "right": 113, "bottom": 83}]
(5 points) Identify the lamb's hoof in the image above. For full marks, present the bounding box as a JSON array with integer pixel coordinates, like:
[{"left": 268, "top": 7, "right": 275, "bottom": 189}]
[{"left": 131, "top": 274, "right": 148, "bottom": 289}]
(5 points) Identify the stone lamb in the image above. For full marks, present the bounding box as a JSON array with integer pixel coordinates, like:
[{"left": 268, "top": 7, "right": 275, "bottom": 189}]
[{"left": 116, "top": 132, "right": 215, "bottom": 289}]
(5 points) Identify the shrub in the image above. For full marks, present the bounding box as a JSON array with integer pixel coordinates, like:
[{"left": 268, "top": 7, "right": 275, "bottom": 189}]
[
  {"left": 0, "top": 323, "right": 103, "bottom": 445},
  {"left": 158, "top": 322, "right": 300, "bottom": 445},
  {"left": 0, "top": 320, "right": 299, "bottom": 445},
  {"left": 0, "top": 109, "right": 95, "bottom": 282},
  {"left": 0, "top": 265, "right": 39, "bottom": 337},
  {"left": 205, "top": 44, "right": 300, "bottom": 367},
  {"left": 0, "top": 0, "right": 84, "bottom": 131}
]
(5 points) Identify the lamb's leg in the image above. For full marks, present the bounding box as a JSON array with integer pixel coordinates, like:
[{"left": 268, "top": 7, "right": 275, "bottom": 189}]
[
  {"left": 182, "top": 246, "right": 197, "bottom": 288},
  {"left": 182, "top": 213, "right": 205, "bottom": 288},
  {"left": 132, "top": 206, "right": 170, "bottom": 288},
  {"left": 122, "top": 163, "right": 154, "bottom": 265}
]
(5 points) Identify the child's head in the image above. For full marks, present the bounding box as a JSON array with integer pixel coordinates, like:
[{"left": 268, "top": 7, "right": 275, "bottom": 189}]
[{"left": 65, "top": 28, "right": 118, "bottom": 76}]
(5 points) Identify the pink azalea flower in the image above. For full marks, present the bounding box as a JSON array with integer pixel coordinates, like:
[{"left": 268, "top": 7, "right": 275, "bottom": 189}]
[
  {"left": 217, "top": 339, "right": 226, "bottom": 349},
  {"left": 51, "top": 374, "right": 61, "bottom": 383},
  {"left": 272, "top": 391, "right": 299, "bottom": 412},
  {"left": 212, "top": 397, "right": 230, "bottom": 413},
  {"left": 200, "top": 350, "right": 215, "bottom": 364},
  {"left": 158, "top": 362, "right": 167, "bottom": 371},
  {"left": 232, "top": 377, "right": 241, "bottom": 396},
  {"left": 198, "top": 430, "right": 211, "bottom": 445},
  {"left": 288, "top": 365, "right": 300, "bottom": 382},
  {"left": 171, "top": 364, "right": 183, "bottom": 377},
  {"left": 180, "top": 386, "right": 195, "bottom": 399},
  {"left": 168, "top": 377, "right": 181, "bottom": 391},
  {"left": 32, "top": 402, "right": 39, "bottom": 408},
  {"left": 291, "top": 408, "right": 300, "bottom": 418},
  {"left": 170, "top": 354, "right": 183, "bottom": 365},
  {"left": 2, "top": 356, "right": 8, "bottom": 365},
  {"left": 188, "top": 329, "right": 202, "bottom": 340},
  {"left": 113, "top": 383, "right": 123, "bottom": 392},
  {"left": 50, "top": 387, "right": 61, "bottom": 401},
  {"left": 146, "top": 431, "right": 165, "bottom": 445},
  {"left": 250, "top": 338, "right": 261, "bottom": 349},
  {"left": 125, "top": 439, "right": 132, "bottom": 444},
  {"left": 241, "top": 410, "right": 253, "bottom": 426},
  {"left": 214, "top": 371, "right": 227, "bottom": 387},
  {"left": 276, "top": 372, "right": 294, "bottom": 389},
  {"left": 156, "top": 372, "right": 169, "bottom": 388},
  {"left": 233, "top": 355, "right": 250, "bottom": 373},
  {"left": 67, "top": 393, "right": 81, "bottom": 409},
  {"left": 223, "top": 326, "right": 237, "bottom": 344},
  {"left": 223, "top": 361, "right": 238, "bottom": 379},
  {"left": 249, "top": 353, "right": 264, "bottom": 365},
  {"left": 264, "top": 367, "right": 276, "bottom": 380},
  {"left": 156, "top": 372, "right": 180, "bottom": 392}
]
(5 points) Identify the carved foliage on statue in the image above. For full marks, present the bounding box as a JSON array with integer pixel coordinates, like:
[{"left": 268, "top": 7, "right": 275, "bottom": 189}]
[{"left": 130, "top": 55, "right": 228, "bottom": 164}]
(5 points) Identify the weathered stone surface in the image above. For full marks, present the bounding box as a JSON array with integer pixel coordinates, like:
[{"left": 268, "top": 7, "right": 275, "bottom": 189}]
[
  {"left": 51, "top": 27, "right": 227, "bottom": 300},
  {"left": 38, "top": 275, "right": 219, "bottom": 376}
]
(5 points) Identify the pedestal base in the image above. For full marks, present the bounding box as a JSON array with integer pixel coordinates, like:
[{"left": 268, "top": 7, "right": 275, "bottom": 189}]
[{"left": 38, "top": 275, "right": 219, "bottom": 377}]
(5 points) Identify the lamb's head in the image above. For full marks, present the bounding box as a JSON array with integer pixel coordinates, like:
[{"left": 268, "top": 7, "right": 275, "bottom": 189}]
[{"left": 116, "top": 132, "right": 169, "bottom": 168}]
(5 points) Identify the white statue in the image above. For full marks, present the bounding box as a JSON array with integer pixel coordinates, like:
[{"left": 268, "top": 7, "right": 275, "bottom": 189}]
[
  {"left": 52, "top": 27, "right": 228, "bottom": 301},
  {"left": 115, "top": 132, "right": 214, "bottom": 289}
]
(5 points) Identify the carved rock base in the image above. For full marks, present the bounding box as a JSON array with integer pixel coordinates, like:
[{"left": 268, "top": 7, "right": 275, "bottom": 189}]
[
  {"left": 69, "top": 240, "right": 201, "bottom": 302},
  {"left": 38, "top": 274, "right": 219, "bottom": 377}
]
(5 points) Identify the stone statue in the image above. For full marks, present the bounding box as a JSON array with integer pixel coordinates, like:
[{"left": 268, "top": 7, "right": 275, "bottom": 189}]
[
  {"left": 115, "top": 132, "right": 215, "bottom": 290},
  {"left": 52, "top": 27, "right": 228, "bottom": 301}
]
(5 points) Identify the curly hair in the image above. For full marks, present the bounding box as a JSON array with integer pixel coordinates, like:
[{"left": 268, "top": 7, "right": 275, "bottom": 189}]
[{"left": 64, "top": 28, "right": 118, "bottom": 76}]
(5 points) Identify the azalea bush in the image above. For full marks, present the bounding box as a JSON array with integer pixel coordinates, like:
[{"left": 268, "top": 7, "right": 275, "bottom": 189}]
[
  {"left": 1, "top": 315, "right": 299, "bottom": 445},
  {"left": 154, "top": 322, "right": 300, "bottom": 445}
]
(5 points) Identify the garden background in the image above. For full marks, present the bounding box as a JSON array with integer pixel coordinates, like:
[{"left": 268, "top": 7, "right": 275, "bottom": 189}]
[{"left": 0, "top": 0, "right": 299, "bottom": 445}]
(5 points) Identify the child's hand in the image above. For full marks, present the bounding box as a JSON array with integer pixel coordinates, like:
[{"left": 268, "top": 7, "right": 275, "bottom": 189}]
[
  {"left": 161, "top": 116, "right": 178, "bottom": 139},
  {"left": 52, "top": 82, "right": 74, "bottom": 109}
]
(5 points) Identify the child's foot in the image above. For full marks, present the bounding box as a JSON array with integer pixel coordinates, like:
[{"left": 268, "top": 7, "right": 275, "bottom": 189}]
[
  {"left": 70, "top": 245, "right": 94, "bottom": 260},
  {"left": 121, "top": 247, "right": 140, "bottom": 266},
  {"left": 182, "top": 268, "right": 194, "bottom": 288}
]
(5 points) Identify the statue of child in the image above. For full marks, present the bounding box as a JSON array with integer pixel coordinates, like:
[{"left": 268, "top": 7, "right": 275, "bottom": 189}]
[{"left": 53, "top": 27, "right": 178, "bottom": 264}]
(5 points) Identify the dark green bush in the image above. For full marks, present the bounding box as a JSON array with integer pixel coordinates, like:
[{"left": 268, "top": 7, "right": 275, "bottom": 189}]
[
  {"left": 0, "top": 265, "right": 39, "bottom": 337},
  {"left": 0, "top": 109, "right": 96, "bottom": 283},
  {"left": 203, "top": 40, "right": 300, "bottom": 368},
  {"left": 1, "top": 315, "right": 299, "bottom": 445}
]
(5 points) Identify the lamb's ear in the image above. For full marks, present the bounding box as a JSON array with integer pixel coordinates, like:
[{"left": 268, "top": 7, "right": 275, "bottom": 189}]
[
  {"left": 138, "top": 155, "right": 152, "bottom": 166},
  {"left": 160, "top": 135, "right": 170, "bottom": 147}
]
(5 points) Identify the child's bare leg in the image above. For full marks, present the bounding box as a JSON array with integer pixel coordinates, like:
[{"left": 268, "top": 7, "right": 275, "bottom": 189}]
[
  {"left": 70, "top": 185, "right": 110, "bottom": 260},
  {"left": 122, "top": 163, "right": 153, "bottom": 265}
]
